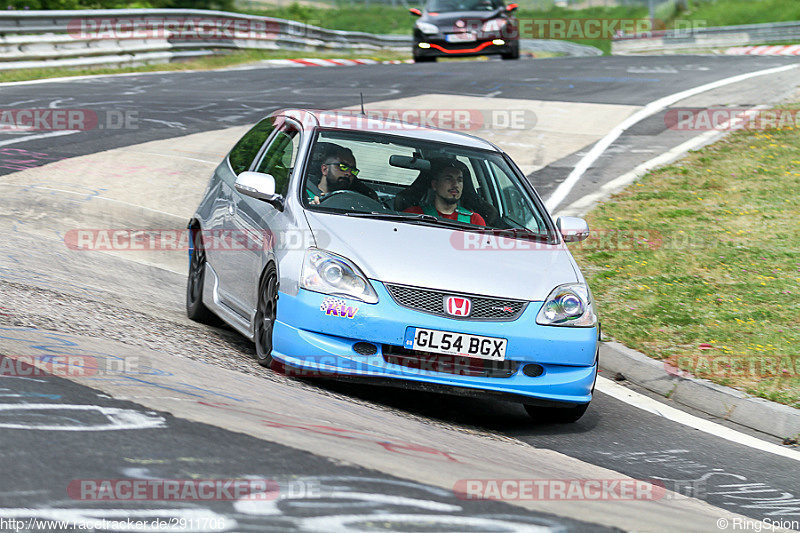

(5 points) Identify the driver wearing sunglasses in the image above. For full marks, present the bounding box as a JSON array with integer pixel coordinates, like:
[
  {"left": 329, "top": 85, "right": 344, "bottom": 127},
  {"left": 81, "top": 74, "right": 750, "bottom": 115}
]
[{"left": 307, "top": 145, "right": 378, "bottom": 205}]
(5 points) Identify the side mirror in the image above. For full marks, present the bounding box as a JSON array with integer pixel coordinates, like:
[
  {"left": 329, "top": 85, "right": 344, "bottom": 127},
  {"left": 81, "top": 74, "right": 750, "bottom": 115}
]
[
  {"left": 556, "top": 216, "right": 590, "bottom": 242},
  {"left": 506, "top": 2, "right": 518, "bottom": 11},
  {"left": 235, "top": 171, "right": 284, "bottom": 211},
  {"left": 409, "top": 7, "right": 422, "bottom": 16}
]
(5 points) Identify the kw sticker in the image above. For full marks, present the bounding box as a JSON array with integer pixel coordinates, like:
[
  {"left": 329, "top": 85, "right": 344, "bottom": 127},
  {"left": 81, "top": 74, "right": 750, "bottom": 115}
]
[{"left": 320, "top": 298, "right": 358, "bottom": 319}]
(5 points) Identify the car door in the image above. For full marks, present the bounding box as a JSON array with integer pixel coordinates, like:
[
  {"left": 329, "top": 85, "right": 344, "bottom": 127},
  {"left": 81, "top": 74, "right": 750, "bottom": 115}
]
[
  {"left": 208, "top": 117, "right": 277, "bottom": 319},
  {"left": 225, "top": 120, "right": 302, "bottom": 316}
]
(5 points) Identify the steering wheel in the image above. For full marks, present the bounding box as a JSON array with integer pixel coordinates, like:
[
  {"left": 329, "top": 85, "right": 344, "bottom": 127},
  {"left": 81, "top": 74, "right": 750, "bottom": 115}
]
[
  {"left": 316, "top": 189, "right": 355, "bottom": 203},
  {"left": 317, "top": 189, "right": 393, "bottom": 212}
]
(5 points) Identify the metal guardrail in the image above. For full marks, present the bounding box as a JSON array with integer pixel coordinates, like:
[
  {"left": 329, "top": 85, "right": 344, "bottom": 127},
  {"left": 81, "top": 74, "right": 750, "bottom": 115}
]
[
  {"left": 521, "top": 38, "right": 601, "bottom": 57},
  {"left": 612, "top": 20, "right": 800, "bottom": 55},
  {"left": 0, "top": 8, "right": 411, "bottom": 70},
  {"left": 0, "top": 8, "right": 601, "bottom": 71}
]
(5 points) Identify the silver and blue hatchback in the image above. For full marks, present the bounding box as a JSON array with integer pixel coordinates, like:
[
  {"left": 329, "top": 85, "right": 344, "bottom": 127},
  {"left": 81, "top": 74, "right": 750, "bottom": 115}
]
[{"left": 187, "top": 109, "right": 599, "bottom": 422}]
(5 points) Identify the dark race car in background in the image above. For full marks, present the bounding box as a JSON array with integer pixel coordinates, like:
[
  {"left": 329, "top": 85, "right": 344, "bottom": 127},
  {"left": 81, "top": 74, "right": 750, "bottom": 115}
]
[{"left": 410, "top": 0, "right": 519, "bottom": 62}]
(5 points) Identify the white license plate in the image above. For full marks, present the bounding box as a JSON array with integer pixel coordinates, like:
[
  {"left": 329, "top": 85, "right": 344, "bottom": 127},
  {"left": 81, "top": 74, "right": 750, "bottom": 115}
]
[
  {"left": 404, "top": 327, "right": 507, "bottom": 361},
  {"left": 445, "top": 32, "right": 477, "bottom": 43}
]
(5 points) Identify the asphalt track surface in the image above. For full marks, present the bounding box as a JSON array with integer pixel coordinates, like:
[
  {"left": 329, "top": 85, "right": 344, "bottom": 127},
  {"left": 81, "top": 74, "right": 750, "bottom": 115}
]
[{"left": 1, "top": 55, "right": 799, "bottom": 532}]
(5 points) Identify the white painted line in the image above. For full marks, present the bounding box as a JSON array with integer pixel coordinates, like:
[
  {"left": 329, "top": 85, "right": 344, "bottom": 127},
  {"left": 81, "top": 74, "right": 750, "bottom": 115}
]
[
  {"left": 596, "top": 377, "right": 800, "bottom": 462},
  {"left": 0, "top": 404, "right": 166, "bottom": 431},
  {"left": 0, "top": 130, "right": 79, "bottom": 148},
  {"left": 544, "top": 63, "right": 799, "bottom": 212},
  {"left": 556, "top": 106, "right": 767, "bottom": 216},
  {"left": 555, "top": 128, "right": 723, "bottom": 216}
]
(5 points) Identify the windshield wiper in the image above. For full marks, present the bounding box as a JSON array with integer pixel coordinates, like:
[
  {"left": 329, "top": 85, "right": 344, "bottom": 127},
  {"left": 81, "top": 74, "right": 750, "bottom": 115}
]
[
  {"left": 342, "top": 211, "right": 435, "bottom": 221},
  {"left": 490, "top": 228, "right": 554, "bottom": 243},
  {"left": 343, "top": 211, "right": 474, "bottom": 229}
]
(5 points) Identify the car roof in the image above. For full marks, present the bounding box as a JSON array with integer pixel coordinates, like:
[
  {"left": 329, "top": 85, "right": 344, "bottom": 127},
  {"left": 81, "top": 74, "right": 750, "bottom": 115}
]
[{"left": 274, "top": 108, "right": 501, "bottom": 152}]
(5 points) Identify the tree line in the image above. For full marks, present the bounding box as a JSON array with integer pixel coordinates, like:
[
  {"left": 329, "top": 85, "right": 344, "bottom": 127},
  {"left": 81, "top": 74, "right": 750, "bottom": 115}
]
[{"left": 5, "top": 0, "right": 234, "bottom": 10}]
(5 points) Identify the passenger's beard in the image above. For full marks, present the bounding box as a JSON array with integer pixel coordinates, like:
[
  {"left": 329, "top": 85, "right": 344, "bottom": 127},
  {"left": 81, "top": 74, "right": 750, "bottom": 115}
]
[{"left": 440, "top": 196, "right": 458, "bottom": 206}]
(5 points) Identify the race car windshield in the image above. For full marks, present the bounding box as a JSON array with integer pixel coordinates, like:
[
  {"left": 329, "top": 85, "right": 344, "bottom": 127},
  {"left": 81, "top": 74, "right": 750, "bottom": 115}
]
[
  {"left": 303, "top": 129, "right": 552, "bottom": 238},
  {"left": 427, "top": 0, "right": 503, "bottom": 11}
]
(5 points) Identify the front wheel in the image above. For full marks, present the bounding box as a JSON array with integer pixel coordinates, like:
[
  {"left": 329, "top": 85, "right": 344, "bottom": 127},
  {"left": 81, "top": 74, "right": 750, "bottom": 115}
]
[
  {"left": 186, "top": 229, "right": 218, "bottom": 325},
  {"left": 524, "top": 402, "right": 589, "bottom": 423},
  {"left": 254, "top": 266, "right": 278, "bottom": 368},
  {"left": 501, "top": 43, "right": 520, "bottom": 60}
]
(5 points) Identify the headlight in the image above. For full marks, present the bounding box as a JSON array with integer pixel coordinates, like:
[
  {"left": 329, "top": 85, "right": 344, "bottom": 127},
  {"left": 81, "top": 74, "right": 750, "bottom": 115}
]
[
  {"left": 416, "top": 21, "right": 439, "bottom": 35},
  {"left": 301, "top": 248, "right": 378, "bottom": 304},
  {"left": 482, "top": 18, "right": 506, "bottom": 32},
  {"left": 536, "top": 283, "right": 597, "bottom": 327}
]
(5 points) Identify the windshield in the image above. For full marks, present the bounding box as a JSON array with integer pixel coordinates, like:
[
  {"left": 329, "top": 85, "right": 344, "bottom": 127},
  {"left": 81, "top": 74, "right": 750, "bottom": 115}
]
[
  {"left": 302, "top": 130, "right": 552, "bottom": 239},
  {"left": 426, "top": 0, "right": 503, "bottom": 11}
]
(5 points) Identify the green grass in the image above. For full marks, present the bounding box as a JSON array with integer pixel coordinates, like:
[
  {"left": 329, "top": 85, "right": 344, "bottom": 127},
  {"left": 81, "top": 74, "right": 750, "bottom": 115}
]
[
  {"left": 680, "top": 0, "right": 800, "bottom": 27},
  {"left": 0, "top": 48, "right": 410, "bottom": 84},
  {"left": 241, "top": 4, "right": 414, "bottom": 36},
  {"left": 569, "top": 106, "right": 800, "bottom": 409}
]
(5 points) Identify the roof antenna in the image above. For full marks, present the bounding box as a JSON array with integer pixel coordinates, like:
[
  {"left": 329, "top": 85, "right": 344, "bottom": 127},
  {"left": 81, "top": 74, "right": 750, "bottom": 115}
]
[{"left": 360, "top": 92, "right": 366, "bottom": 116}]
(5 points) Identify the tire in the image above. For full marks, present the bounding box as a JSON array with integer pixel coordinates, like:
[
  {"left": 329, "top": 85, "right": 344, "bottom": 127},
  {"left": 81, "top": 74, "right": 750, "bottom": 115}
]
[
  {"left": 413, "top": 55, "right": 436, "bottom": 63},
  {"left": 186, "top": 229, "right": 219, "bottom": 325},
  {"left": 501, "top": 42, "right": 520, "bottom": 60},
  {"left": 524, "top": 402, "right": 589, "bottom": 423},
  {"left": 254, "top": 265, "right": 278, "bottom": 368}
]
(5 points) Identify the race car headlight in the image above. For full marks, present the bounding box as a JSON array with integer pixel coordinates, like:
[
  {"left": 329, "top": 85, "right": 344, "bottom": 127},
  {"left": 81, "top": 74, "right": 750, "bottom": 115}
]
[
  {"left": 416, "top": 21, "right": 439, "bottom": 35},
  {"left": 482, "top": 18, "right": 506, "bottom": 32},
  {"left": 536, "top": 283, "right": 597, "bottom": 327},
  {"left": 301, "top": 248, "right": 378, "bottom": 304}
]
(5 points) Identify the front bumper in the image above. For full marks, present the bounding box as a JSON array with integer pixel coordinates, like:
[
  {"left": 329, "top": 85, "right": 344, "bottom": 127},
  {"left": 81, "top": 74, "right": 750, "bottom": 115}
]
[
  {"left": 413, "top": 37, "right": 518, "bottom": 58},
  {"left": 272, "top": 282, "right": 598, "bottom": 405}
]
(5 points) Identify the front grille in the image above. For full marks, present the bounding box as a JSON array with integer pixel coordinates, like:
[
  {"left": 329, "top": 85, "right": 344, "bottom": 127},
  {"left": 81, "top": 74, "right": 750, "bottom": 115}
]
[
  {"left": 385, "top": 284, "right": 527, "bottom": 321},
  {"left": 383, "top": 345, "right": 518, "bottom": 378}
]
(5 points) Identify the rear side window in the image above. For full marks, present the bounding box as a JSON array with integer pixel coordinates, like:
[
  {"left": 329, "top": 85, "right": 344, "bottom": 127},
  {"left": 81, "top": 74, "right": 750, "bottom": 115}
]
[{"left": 228, "top": 118, "right": 276, "bottom": 176}]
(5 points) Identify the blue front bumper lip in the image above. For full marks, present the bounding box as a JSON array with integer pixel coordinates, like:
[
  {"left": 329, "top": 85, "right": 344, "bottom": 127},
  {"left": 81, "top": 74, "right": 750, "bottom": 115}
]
[{"left": 272, "top": 283, "right": 598, "bottom": 405}]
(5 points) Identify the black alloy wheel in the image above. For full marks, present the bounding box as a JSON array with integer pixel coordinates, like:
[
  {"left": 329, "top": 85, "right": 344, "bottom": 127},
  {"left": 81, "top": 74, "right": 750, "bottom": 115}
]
[
  {"left": 186, "top": 229, "right": 218, "bottom": 325},
  {"left": 255, "top": 266, "right": 278, "bottom": 368}
]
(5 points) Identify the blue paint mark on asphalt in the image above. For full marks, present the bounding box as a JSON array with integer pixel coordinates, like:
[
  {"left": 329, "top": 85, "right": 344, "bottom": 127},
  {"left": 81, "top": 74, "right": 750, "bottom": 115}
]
[{"left": 176, "top": 382, "right": 245, "bottom": 402}]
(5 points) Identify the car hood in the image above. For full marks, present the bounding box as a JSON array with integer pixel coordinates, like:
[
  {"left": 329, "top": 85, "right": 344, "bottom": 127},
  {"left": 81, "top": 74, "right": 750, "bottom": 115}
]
[
  {"left": 425, "top": 10, "right": 503, "bottom": 28},
  {"left": 305, "top": 211, "right": 580, "bottom": 302}
]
